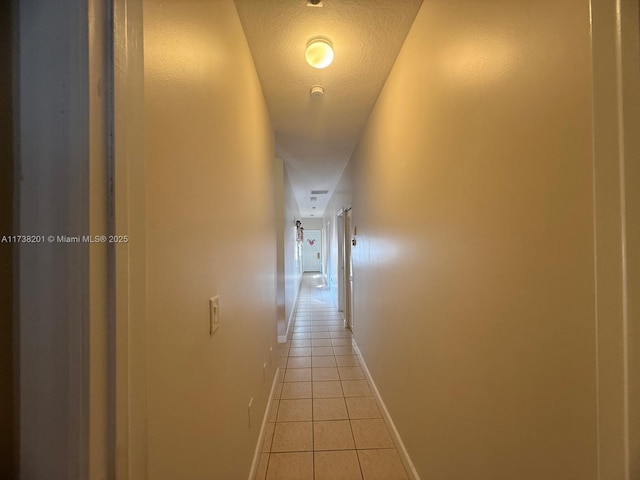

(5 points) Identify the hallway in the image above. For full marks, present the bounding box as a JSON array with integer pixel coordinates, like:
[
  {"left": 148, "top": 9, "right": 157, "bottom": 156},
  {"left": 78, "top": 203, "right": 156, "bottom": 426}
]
[
  {"left": 256, "top": 274, "right": 408, "bottom": 480},
  {"left": 10, "top": 0, "right": 640, "bottom": 478}
]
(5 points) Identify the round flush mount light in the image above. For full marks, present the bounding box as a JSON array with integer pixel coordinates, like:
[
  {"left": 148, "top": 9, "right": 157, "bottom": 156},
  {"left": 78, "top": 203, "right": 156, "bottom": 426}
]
[{"left": 305, "top": 37, "right": 334, "bottom": 69}]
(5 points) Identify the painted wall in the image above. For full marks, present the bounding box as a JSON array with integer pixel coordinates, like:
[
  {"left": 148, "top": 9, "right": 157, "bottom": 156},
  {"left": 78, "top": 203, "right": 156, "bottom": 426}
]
[
  {"left": 281, "top": 164, "right": 302, "bottom": 341},
  {"left": 301, "top": 218, "right": 323, "bottom": 230},
  {"left": 329, "top": 0, "right": 601, "bottom": 477},
  {"left": 144, "top": 1, "right": 278, "bottom": 478},
  {"left": 275, "top": 157, "right": 286, "bottom": 340}
]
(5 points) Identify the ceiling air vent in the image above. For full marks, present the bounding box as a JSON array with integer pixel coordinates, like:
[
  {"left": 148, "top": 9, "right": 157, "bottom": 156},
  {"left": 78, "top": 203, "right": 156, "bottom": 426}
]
[
  {"left": 306, "top": 0, "right": 323, "bottom": 6},
  {"left": 310, "top": 190, "right": 329, "bottom": 195},
  {"left": 310, "top": 197, "right": 317, "bottom": 202}
]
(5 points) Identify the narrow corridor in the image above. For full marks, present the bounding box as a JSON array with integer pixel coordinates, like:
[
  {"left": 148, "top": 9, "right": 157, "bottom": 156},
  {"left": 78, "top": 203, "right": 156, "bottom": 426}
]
[{"left": 255, "top": 273, "right": 409, "bottom": 480}]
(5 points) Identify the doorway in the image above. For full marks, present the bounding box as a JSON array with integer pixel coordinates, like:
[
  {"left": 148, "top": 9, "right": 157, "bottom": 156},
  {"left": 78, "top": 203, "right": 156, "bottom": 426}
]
[
  {"left": 345, "top": 208, "right": 354, "bottom": 331},
  {"left": 302, "top": 229, "right": 322, "bottom": 272},
  {"left": 337, "top": 208, "right": 354, "bottom": 332}
]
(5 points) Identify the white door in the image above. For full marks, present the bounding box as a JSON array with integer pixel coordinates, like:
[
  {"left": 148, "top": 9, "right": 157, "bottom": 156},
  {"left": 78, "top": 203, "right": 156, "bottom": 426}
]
[{"left": 302, "top": 229, "right": 322, "bottom": 272}]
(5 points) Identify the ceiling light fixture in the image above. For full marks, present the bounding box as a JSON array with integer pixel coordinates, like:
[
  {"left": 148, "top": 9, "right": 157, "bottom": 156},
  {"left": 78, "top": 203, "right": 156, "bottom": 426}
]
[{"left": 305, "top": 37, "right": 334, "bottom": 69}]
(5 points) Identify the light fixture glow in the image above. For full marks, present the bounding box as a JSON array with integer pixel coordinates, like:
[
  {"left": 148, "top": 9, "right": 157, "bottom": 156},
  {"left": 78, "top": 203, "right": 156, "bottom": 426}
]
[{"left": 305, "top": 38, "right": 334, "bottom": 69}]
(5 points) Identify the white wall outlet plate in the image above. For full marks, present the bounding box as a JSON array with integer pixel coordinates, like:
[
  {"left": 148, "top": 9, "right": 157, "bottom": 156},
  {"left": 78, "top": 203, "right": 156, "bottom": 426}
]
[{"left": 209, "top": 295, "right": 220, "bottom": 335}]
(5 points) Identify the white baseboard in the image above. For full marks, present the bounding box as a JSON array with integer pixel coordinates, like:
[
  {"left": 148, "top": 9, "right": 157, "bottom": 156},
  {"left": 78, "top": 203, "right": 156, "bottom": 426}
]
[
  {"left": 278, "top": 275, "right": 302, "bottom": 343},
  {"left": 247, "top": 366, "right": 281, "bottom": 480},
  {"left": 352, "top": 343, "right": 421, "bottom": 480}
]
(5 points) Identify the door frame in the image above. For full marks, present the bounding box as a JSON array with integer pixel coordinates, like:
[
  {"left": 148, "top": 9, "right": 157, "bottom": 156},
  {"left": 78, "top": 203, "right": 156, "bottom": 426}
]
[
  {"left": 336, "top": 209, "right": 346, "bottom": 317},
  {"left": 337, "top": 207, "right": 354, "bottom": 332},
  {"left": 344, "top": 207, "right": 354, "bottom": 332},
  {"left": 591, "top": 0, "right": 640, "bottom": 477}
]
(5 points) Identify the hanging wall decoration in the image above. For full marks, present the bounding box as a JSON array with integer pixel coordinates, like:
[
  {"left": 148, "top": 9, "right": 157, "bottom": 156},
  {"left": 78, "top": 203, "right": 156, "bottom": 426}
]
[{"left": 296, "top": 220, "right": 304, "bottom": 242}]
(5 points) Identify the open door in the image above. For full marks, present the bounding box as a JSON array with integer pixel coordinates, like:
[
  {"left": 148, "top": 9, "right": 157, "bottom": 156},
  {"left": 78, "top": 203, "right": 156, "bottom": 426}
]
[{"left": 344, "top": 208, "right": 354, "bottom": 332}]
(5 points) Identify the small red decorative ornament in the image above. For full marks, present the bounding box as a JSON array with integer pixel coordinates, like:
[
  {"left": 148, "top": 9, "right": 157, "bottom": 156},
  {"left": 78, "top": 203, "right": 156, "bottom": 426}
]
[{"left": 308, "top": 239, "right": 315, "bottom": 246}]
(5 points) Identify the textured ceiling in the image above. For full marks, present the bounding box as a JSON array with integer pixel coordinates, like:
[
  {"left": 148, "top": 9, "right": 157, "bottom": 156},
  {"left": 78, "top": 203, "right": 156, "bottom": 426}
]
[{"left": 234, "top": 0, "right": 423, "bottom": 218}]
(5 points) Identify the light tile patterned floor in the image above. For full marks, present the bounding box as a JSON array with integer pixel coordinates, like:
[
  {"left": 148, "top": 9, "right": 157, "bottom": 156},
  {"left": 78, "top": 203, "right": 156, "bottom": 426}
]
[{"left": 255, "top": 273, "right": 409, "bottom": 480}]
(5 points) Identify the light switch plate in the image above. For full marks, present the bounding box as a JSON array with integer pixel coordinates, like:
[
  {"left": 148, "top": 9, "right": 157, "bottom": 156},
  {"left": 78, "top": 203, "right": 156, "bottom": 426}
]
[{"left": 209, "top": 296, "right": 220, "bottom": 334}]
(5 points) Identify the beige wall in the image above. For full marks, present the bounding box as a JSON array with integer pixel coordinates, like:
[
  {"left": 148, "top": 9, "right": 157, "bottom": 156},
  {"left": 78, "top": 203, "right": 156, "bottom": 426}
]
[
  {"left": 143, "top": 0, "right": 278, "bottom": 477},
  {"left": 329, "top": 0, "right": 601, "bottom": 478},
  {"left": 301, "top": 218, "right": 323, "bottom": 230},
  {"left": 276, "top": 158, "right": 302, "bottom": 341},
  {"left": 282, "top": 165, "right": 302, "bottom": 340}
]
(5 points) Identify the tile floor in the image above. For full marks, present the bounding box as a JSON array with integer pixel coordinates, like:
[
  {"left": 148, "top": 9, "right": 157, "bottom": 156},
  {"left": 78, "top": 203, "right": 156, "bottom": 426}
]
[{"left": 255, "top": 273, "right": 409, "bottom": 480}]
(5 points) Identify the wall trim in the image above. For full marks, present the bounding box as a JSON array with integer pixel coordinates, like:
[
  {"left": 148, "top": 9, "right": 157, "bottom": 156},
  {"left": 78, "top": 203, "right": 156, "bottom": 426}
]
[
  {"left": 248, "top": 366, "right": 280, "bottom": 480},
  {"left": 353, "top": 343, "right": 421, "bottom": 480}
]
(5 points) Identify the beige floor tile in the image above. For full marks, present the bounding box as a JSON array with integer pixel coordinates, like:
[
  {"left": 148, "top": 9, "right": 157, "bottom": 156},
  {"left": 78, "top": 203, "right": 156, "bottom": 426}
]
[
  {"left": 284, "top": 368, "right": 311, "bottom": 383},
  {"left": 262, "top": 422, "right": 276, "bottom": 452},
  {"left": 271, "top": 421, "right": 313, "bottom": 452},
  {"left": 334, "top": 345, "right": 357, "bottom": 356},
  {"left": 287, "top": 356, "right": 312, "bottom": 369},
  {"left": 314, "top": 450, "right": 363, "bottom": 480},
  {"left": 345, "top": 397, "right": 381, "bottom": 419},
  {"left": 276, "top": 357, "right": 288, "bottom": 368},
  {"left": 313, "top": 397, "right": 348, "bottom": 420},
  {"left": 310, "top": 326, "right": 329, "bottom": 332},
  {"left": 329, "top": 331, "right": 352, "bottom": 338},
  {"left": 269, "top": 400, "right": 279, "bottom": 422},
  {"left": 281, "top": 382, "right": 312, "bottom": 399},
  {"left": 277, "top": 399, "right": 312, "bottom": 422},
  {"left": 311, "top": 356, "right": 337, "bottom": 368},
  {"left": 350, "top": 419, "right": 395, "bottom": 449},
  {"left": 328, "top": 325, "right": 346, "bottom": 331},
  {"left": 290, "top": 339, "right": 311, "bottom": 348},
  {"left": 335, "top": 355, "right": 360, "bottom": 367},
  {"left": 341, "top": 380, "right": 373, "bottom": 397},
  {"left": 338, "top": 366, "right": 365, "bottom": 380},
  {"left": 266, "top": 452, "right": 313, "bottom": 480},
  {"left": 357, "top": 449, "right": 408, "bottom": 480},
  {"left": 313, "top": 381, "right": 344, "bottom": 398},
  {"left": 312, "top": 367, "right": 340, "bottom": 381},
  {"left": 331, "top": 338, "right": 353, "bottom": 346},
  {"left": 311, "top": 338, "right": 333, "bottom": 347},
  {"left": 272, "top": 383, "right": 283, "bottom": 400},
  {"left": 314, "top": 420, "right": 355, "bottom": 450},
  {"left": 311, "top": 332, "right": 331, "bottom": 339},
  {"left": 291, "top": 333, "right": 310, "bottom": 340},
  {"left": 254, "top": 453, "right": 269, "bottom": 480},
  {"left": 289, "top": 347, "right": 312, "bottom": 357},
  {"left": 312, "top": 346, "right": 335, "bottom": 356}
]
